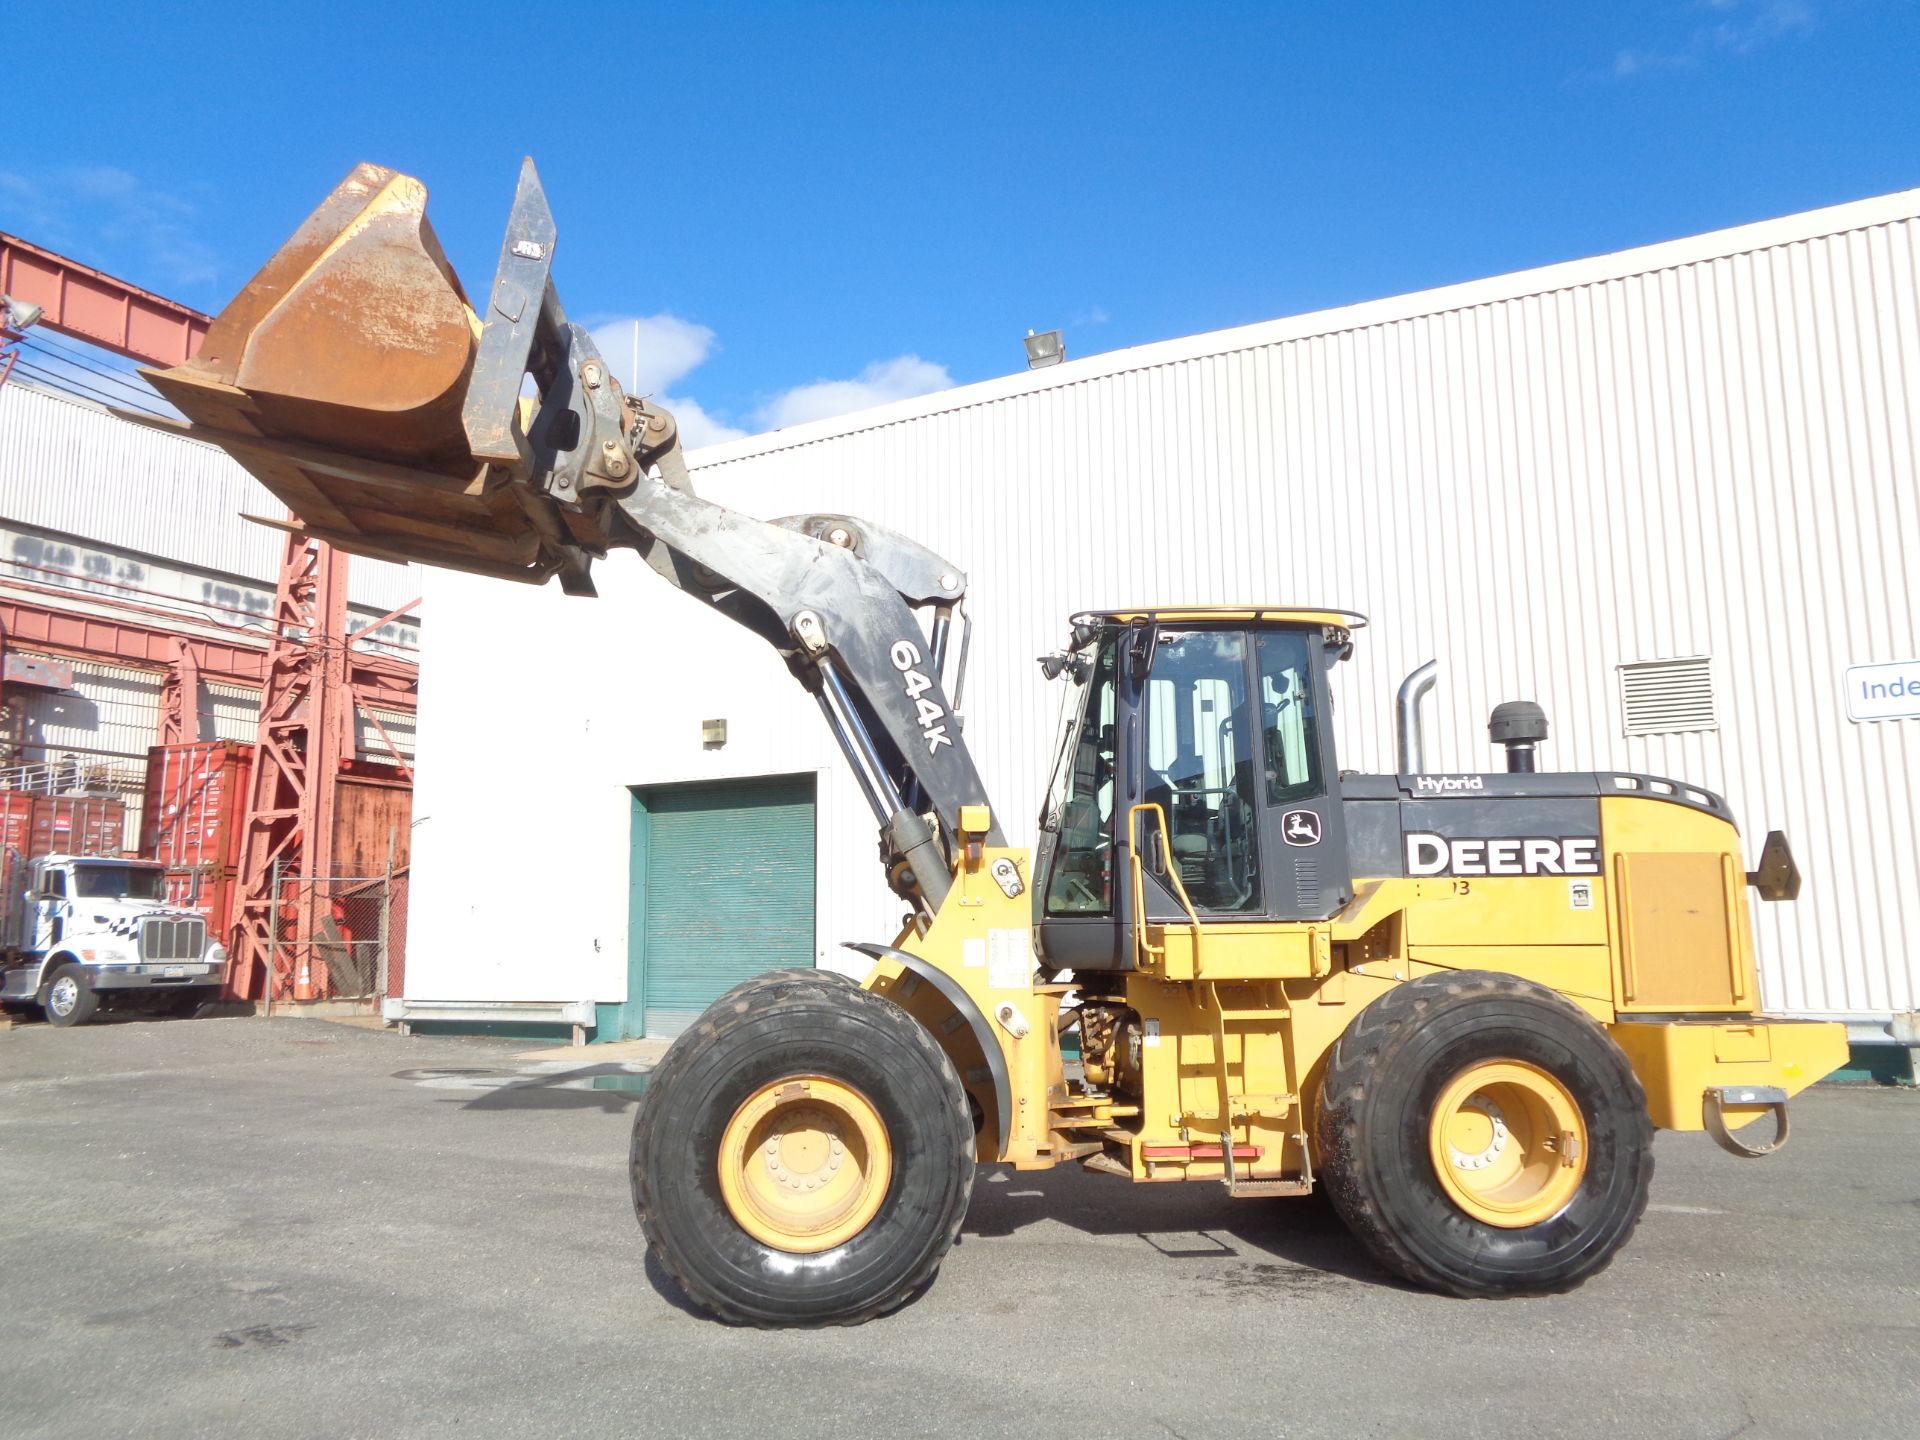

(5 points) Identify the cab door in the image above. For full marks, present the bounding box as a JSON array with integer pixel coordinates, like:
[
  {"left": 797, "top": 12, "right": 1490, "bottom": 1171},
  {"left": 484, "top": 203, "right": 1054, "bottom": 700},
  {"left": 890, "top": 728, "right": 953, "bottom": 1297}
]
[
  {"left": 1248, "top": 626, "right": 1352, "bottom": 920},
  {"left": 33, "top": 865, "right": 67, "bottom": 950},
  {"left": 1035, "top": 636, "right": 1124, "bottom": 970},
  {"left": 1126, "top": 625, "right": 1351, "bottom": 930}
]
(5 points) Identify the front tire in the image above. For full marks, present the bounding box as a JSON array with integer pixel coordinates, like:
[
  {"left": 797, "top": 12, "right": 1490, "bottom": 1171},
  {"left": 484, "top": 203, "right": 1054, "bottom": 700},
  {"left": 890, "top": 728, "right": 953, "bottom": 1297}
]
[
  {"left": 631, "top": 976, "right": 974, "bottom": 1326},
  {"left": 1316, "top": 971, "right": 1652, "bottom": 1297},
  {"left": 42, "top": 963, "right": 99, "bottom": 1028}
]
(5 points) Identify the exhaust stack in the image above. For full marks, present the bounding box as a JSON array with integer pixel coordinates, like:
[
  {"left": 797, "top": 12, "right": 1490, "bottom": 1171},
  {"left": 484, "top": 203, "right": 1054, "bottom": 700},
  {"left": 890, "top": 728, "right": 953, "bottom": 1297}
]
[{"left": 1394, "top": 660, "right": 1438, "bottom": 773}]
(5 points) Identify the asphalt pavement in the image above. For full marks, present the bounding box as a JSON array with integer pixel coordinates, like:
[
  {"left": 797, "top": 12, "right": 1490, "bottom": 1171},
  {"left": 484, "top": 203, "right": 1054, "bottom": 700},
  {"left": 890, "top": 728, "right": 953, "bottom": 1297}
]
[{"left": 1, "top": 1014, "right": 1914, "bottom": 1440}]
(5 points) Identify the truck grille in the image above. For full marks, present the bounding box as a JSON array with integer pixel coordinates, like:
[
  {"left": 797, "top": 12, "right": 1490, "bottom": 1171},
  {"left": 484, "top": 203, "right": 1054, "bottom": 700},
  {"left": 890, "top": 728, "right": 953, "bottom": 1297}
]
[{"left": 139, "top": 916, "right": 206, "bottom": 963}]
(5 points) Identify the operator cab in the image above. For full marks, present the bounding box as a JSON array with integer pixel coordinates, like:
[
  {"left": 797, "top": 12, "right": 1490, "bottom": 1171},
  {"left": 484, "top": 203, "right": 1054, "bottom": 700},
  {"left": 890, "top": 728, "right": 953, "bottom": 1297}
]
[{"left": 1035, "top": 607, "right": 1364, "bottom": 970}]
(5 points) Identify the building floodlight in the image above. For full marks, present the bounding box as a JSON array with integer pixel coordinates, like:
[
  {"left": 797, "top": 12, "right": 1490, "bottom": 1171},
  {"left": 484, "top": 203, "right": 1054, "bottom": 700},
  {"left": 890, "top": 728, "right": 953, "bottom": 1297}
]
[
  {"left": 2, "top": 295, "right": 45, "bottom": 333},
  {"left": 1024, "top": 329, "right": 1064, "bottom": 369}
]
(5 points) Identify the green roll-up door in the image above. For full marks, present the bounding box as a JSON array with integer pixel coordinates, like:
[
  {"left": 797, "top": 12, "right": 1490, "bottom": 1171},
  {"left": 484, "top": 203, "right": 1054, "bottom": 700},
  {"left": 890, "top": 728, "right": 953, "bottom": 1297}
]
[{"left": 637, "top": 774, "right": 816, "bottom": 1038}]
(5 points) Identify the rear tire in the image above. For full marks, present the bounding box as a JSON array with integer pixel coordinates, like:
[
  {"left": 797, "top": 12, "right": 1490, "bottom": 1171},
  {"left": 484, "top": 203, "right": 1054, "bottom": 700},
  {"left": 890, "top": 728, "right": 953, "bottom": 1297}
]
[
  {"left": 42, "top": 964, "right": 98, "bottom": 1028},
  {"left": 1316, "top": 971, "right": 1652, "bottom": 1297},
  {"left": 632, "top": 980, "right": 973, "bottom": 1326}
]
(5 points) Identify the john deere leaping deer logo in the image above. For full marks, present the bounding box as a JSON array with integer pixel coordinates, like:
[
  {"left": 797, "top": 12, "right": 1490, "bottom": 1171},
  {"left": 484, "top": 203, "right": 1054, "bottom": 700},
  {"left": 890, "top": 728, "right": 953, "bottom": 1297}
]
[{"left": 1282, "top": 809, "right": 1322, "bottom": 847}]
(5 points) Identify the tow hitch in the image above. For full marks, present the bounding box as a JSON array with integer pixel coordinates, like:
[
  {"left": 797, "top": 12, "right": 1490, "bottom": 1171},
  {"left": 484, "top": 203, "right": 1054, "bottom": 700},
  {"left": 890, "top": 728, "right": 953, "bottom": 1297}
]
[{"left": 1703, "top": 1084, "right": 1791, "bottom": 1158}]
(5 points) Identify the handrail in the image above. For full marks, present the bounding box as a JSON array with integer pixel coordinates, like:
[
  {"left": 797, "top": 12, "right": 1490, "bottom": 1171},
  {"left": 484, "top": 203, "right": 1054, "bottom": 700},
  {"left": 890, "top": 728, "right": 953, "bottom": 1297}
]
[{"left": 1127, "top": 802, "right": 1205, "bottom": 974}]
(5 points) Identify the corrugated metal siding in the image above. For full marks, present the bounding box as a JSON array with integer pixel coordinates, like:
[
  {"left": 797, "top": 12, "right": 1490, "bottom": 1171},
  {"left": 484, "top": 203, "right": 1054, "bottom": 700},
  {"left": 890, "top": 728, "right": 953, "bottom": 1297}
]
[
  {"left": 407, "top": 189, "right": 1920, "bottom": 1023},
  {"left": 161, "top": 682, "right": 414, "bottom": 769},
  {"left": 203, "top": 682, "right": 262, "bottom": 744},
  {"left": 17, "top": 657, "right": 161, "bottom": 842},
  {"left": 356, "top": 706, "right": 417, "bottom": 764},
  {"left": 687, "top": 210, "right": 1920, "bottom": 1021},
  {"left": 0, "top": 379, "right": 421, "bottom": 612}
]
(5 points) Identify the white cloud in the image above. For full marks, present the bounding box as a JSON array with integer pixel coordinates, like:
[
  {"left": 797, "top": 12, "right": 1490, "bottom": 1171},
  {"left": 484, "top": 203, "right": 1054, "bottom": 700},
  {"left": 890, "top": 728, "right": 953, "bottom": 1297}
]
[
  {"left": 583, "top": 313, "right": 954, "bottom": 449},
  {"left": 752, "top": 355, "right": 955, "bottom": 430},
  {"left": 586, "top": 313, "right": 748, "bottom": 446},
  {"left": 1608, "top": 1, "right": 1815, "bottom": 80},
  {"left": 657, "top": 393, "right": 747, "bottom": 448},
  {"left": 1612, "top": 47, "right": 1693, "bottom": 77},
  {"left": 1710, "top": 0, "right": 1814, "bottom": 51},
  {"left": 587, "top": 314, "right": 718, "bottom": 396}
]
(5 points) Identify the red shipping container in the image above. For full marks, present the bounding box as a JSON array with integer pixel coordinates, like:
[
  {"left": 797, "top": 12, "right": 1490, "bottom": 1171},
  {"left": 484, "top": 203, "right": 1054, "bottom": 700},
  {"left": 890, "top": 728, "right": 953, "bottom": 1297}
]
[
  {"left": 1, "top": 790, "right": 33, "bottom": 856},
  {"left": 144, "top": 742, "right": 254, "bottom": 870},
  {"left": 163, "top": 864, "right": 240, "bottom": 943},
  {"left": 29, "top": 796, "right": 125, "bottom": 857},
  {"left": 1, "top": 793, "right": 34, "bottom": 913}
]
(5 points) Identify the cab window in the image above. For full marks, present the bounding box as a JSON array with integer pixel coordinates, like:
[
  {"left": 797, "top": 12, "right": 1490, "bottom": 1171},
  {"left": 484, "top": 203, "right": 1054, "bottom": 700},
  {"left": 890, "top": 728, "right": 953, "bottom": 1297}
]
[
  {"left": 1256, "top": 629, "right": 1322, "bottom": 803},
  {"left": 74, "top": 865, "right": 165, "bottom": 901},
  {"left": 1144, "top": 631, "right": 1262, "bottom": 913},
  {"left": 1044, "top": 640, "right": 1118, "bottom": 916}
]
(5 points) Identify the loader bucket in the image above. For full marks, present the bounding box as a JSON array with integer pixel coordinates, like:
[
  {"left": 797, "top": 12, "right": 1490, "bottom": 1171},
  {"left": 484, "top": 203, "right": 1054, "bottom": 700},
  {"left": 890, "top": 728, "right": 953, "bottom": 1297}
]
[
  {"left": 133, "top": 160, "right": 642, "bottom": 592},
  {"left": 148, "top": 163, "right": 480, "bottom": 466}
]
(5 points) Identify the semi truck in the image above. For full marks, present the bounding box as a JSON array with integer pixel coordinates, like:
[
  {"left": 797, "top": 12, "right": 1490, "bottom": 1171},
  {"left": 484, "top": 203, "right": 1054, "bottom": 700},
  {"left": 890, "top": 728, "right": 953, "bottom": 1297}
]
[{"left": 1, "top": 792, "right": 227, "bottom": 1026}]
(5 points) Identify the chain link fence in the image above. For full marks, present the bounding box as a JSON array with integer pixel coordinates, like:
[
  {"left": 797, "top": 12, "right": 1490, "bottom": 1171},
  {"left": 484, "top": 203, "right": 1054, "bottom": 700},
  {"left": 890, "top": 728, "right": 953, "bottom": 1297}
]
[{"left": 266, "top": 871, "right": 404, "bottom": 1002}]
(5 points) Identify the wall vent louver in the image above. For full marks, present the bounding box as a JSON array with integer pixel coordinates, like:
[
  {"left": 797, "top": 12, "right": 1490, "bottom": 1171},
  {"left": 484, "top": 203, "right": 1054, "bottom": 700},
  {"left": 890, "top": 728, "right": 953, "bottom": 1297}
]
[{"left": 1618, "top": 656, "right": 1716, "bottom": 736}]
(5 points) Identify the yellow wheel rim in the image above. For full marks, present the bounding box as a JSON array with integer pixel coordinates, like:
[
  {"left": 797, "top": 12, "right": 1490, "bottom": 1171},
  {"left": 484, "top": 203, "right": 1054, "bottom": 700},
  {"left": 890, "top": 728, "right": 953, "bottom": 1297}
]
[
  {"left": 1428, "top": 1060, "right": 1588, "bottom": 1228},
  {"left": 717, "top": 1075, "right": 892, "bottom": 1254}
]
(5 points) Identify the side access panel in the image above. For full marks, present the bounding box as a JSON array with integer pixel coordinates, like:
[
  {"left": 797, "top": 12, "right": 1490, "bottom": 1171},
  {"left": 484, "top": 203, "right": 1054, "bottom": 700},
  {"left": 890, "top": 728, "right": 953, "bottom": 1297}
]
[{"left": 1601, "top": 797, "right": 1759, "bottom": 1013}]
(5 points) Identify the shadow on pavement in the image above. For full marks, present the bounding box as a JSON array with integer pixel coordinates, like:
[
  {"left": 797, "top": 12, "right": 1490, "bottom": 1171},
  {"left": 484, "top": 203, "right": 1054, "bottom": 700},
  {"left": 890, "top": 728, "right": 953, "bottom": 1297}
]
[
  {"left": 635, "top": 1154, "right": 1400, "bottom": 1323},
  {"left": 391, "top": 1064, "right": 652, "bottom": 1114},
  {"left": 961, "top": 1161, "right": 1398, "bottom": 1289}
]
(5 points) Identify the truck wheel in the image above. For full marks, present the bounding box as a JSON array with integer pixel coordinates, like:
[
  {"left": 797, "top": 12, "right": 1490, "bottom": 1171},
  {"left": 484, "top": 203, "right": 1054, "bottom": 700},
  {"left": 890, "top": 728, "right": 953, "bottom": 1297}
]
[
  {"left": 631, "top": 981, "right": 974, "bottom": 1326},
  {"left": 1316, "top": 970, "right": 1652, "bottom": 1297},
  {"left": 42, "top": 964, "right": 99, "bottom": 1028}
]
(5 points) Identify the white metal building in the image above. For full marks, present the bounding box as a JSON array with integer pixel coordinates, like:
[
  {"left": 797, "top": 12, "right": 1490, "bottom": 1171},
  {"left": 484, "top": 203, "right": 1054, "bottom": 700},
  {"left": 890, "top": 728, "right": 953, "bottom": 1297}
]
[{"left": 404, "top": 188, "right": 1920, "bottom": 1048}]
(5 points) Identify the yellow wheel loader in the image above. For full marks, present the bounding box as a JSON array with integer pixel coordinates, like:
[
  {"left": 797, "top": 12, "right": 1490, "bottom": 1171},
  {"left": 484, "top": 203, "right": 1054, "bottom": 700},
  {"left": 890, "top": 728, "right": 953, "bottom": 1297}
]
[{"left": 130, "top": 160, "right": 1848, "bottom": 1326}]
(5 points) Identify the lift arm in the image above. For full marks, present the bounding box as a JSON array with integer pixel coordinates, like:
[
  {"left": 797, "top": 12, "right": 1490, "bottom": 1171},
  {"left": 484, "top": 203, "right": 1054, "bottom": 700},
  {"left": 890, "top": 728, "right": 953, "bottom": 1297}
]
[
  {"left": 602, "top": 468, "right": 1002, "bottom": 912},
  {"left": 128, "top": 158, "right": 1001, "bottom": 915}
]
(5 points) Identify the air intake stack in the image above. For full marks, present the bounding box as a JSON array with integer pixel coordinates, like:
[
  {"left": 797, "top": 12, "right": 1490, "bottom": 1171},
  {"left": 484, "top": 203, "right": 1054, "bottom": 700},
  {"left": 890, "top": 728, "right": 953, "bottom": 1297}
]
[{"left": 1488, "top": 701, "right": 1548, "bottom": 773}]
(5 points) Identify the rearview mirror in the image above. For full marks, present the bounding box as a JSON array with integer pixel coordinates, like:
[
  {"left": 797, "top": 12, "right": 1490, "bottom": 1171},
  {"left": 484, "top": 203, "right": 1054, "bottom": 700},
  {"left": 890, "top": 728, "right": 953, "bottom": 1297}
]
[
  {"left": 1746, "top": 831, "right": 1800, "bottom": 902},
  {"left": 1126, "top": 622, "right": 1159, "bottom": 683}
]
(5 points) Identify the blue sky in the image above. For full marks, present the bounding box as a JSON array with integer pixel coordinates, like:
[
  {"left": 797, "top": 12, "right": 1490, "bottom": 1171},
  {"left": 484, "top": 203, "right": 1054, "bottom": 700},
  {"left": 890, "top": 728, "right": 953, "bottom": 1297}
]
[{"left": 6, "top": 1, "right": 1917, "bottom": 442}]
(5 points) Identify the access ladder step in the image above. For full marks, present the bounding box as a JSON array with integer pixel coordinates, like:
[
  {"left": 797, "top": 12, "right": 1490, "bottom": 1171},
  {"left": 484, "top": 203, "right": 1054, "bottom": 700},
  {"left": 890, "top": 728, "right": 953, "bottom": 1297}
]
[{"left": 1226, "top": 1178, "right": 1313, "bottom": 1198}]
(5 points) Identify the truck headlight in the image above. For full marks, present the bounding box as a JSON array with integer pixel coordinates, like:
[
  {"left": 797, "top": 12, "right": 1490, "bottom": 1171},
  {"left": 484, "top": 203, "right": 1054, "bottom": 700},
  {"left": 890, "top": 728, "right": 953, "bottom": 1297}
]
[{"left": 207, "top": 942, "right": 229, "bottom": 967}]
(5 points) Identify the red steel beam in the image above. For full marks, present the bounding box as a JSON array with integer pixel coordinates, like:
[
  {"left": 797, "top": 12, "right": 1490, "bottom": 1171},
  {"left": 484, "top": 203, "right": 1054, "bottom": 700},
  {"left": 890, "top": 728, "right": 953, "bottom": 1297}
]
[
  {"left": 0, "top": 595, "right": 417, "bottom": 709},
  {"left": 0, "top": 595, "right": 267, "bottom": 684},
  {"left": 0, "top": 231, "right": 211, "bottom": 367}
]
